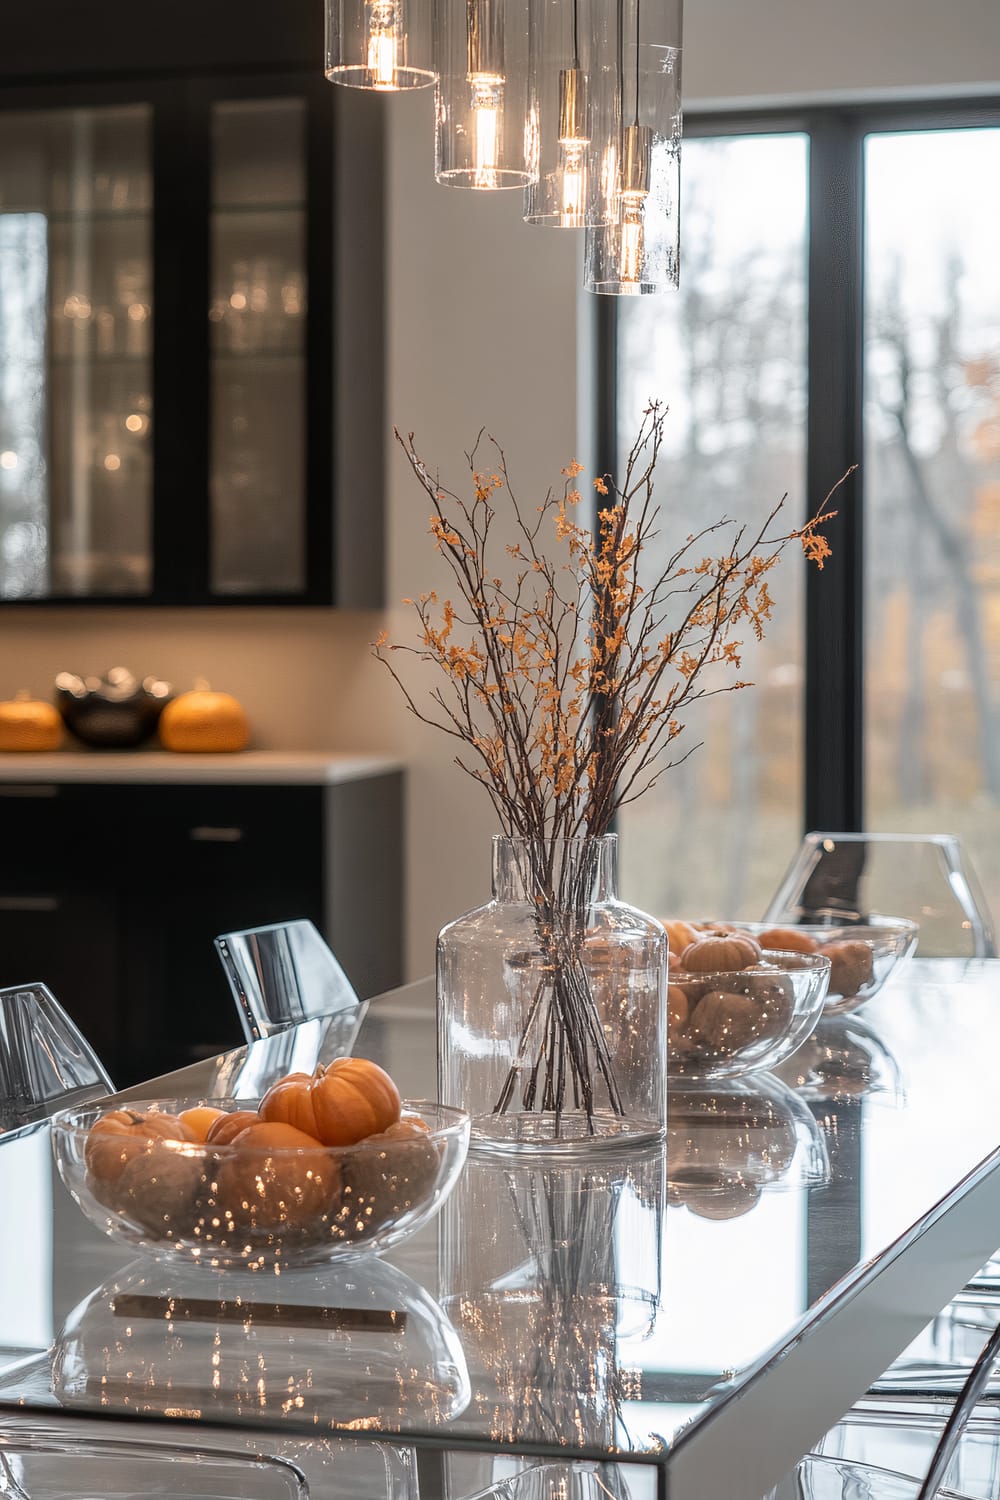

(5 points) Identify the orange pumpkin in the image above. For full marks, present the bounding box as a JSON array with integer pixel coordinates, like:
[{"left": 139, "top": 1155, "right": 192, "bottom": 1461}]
[
  {"left": 677, "top": 933, "right": 762, "bottom": 974},
  {"left": 310, "top": 1058, "right": 401, "bottom": 1147},
  {"left": 204, "top": 1109, "right": 260, "bottom": 1146},
  {"left": 261, "top": 1059, "right": 402, "bottom": 1147},
  {"left": 667, "top": 982, "right": 690, "bottom": 1032},
  {"left": 158, "top": 683, "right": 249, "bottom": 753},
  {"left": 757, "top": 925, "right": 819, "bottom": 956},
  {"left": 0, "top": 691, "right": 63, "bottom": 752},
  {"left": 662, "top": 919, "right": 700, "bottom": 955},
  {"left": 117, "top": 1142, "right": 205, "bottom": 1237},
  {"left": 337, "top": 1116, "right": 438, "bottom": 1239},
  {"left": 259, "top": 1072, "right": 322, "bottom": 1137},
  {"left": 215, "top": 1120, "right": 339, "bottom": 1231},
  {"left": 85, "top": 1109, "right": 197, "bottom": 1185},
  {"left": 179, "top": 1105, "right": 227, "bottom": 1142}
]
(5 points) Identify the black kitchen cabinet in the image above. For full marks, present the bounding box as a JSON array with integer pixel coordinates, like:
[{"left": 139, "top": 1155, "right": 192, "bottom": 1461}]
[
  {"left": 0, "top": 0, "right": 384, "bottom": 607},
  {"left": 0, "top": 771, "right": 403, "bottom": 1085}
]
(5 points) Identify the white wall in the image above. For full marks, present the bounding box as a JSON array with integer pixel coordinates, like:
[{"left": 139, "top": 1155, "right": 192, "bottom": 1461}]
[
  {"left": 684, "top": 0, "right": 1000, "bottom": 108},
  {"left": 2, "top": 3, "right": 998, "bottom": 981}
]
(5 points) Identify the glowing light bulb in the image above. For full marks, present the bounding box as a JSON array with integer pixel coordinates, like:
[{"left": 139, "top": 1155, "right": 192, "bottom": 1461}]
[
  {"left": 366, "top": 0, "right": 401, "bottom": 88},
  {"left": 556, "top": 138, "right": 586, "bottom": 223},
  {"left": 618, "top": 196, "right": 644, "bottom": 292},
  {"left": 556, "top": 68, "right": 588, "bottom": 226},
  {"left": 470, "top": 75, "right": 504, "bottom": 188},
  {"left": 617, "top": 123, "right": 652, "bottom": 293}
]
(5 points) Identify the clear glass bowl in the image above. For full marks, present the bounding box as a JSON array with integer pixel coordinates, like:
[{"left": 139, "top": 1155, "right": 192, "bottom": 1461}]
[
  {"left": 667, "top": 951, "right": 830, "bottom": 1081},
  {"left": 735, "top": 915, "right": 918, "bottom": 1014},
  {"left": 51, "top": 1097, "right": 469, "bottom": 1269}
]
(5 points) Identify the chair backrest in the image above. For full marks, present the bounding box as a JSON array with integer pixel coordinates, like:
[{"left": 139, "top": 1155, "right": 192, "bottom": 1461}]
[
  {"left": 764, "top": 832, "right": 997, "bottom": 959},
  {"left": 214, "top": 918, "right": 362, "bottom": 1044},
  {"left": 0, "top": 983, "right": 114, "bottom": 1131},
  {"left": 0, "top": 1426, "right": 309, "bottom": 1500}
]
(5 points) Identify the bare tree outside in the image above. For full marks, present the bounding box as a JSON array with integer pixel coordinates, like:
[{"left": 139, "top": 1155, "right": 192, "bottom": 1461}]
[
  {"left": 865, "top": 129, "right": 1000, "bottom": 928},
  {"left": 616, "top": 134, "right": 809, "bottom": 920}
]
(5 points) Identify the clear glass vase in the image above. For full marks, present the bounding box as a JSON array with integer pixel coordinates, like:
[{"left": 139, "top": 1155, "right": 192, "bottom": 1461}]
[{"left": 436, "top": 835, "right": 667, "bottom": 1154}]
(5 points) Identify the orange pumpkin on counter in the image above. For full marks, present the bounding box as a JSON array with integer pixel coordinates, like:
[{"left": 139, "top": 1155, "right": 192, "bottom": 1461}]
[
  {"left": 158, "top": 681, "right": 249, "bottom": 753},
  {"left": 0, "top": 691, "right": 62, "bottom": 752},
  {"left": 260, "top": 1057, "right": 401, "bottom": 1146}
]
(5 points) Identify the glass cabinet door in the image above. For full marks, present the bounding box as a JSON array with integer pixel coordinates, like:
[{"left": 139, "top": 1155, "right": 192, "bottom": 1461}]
[
  {"left": 0, "top": 105, "right": 152, "bottom": 598},
  {"left": 209, "top": 98, "right": 307, "bottom": 595}
]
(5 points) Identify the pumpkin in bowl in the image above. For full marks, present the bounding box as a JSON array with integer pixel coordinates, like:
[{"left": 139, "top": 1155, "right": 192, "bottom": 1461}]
[
  {"left": 260, "top": 1057, "right": 402, "bottom": 1146},
  {"left": 85, "top": 1107, "right": 197, "bottom": 1187},
  {"left": 0, "top": 691, "right": 62, "bottom": 752},
  {"left": 338, "top": 1117, "right": 440, "bottom": 1238},
  {"left": 158, "top": 682, "right": 249, "bottom": 753},
  {"left": 213, "top": 1120, "right": 340, "bottom": 1233}
]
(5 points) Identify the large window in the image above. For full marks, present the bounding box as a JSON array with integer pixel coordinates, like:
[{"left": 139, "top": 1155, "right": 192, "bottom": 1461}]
[
  {"left": 616, "top": 134, "right": 808, "bottom": 919},
  {"left": 612, "top": 108, "right": 1000, "bottom": 925}
]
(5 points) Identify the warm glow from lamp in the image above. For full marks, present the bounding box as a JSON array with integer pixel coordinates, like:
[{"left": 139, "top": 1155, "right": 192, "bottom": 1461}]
[
  {"left": 470, "top": 74, "right": 504, "bottom": 188},
  {"left": 617, "top": 123, "right": 652, "bottom": 293},
  {"left": 366, "top": 0, "right": 401, "bottom": 87},
  {"left": 618, "top": 197, "right": 644, "bottom": 292},
  {"left": 556, "top": 67, "right": 588, "bottom": 225},
  {"left": 558, "top": 142, "right": 587, "bottom": 222}
]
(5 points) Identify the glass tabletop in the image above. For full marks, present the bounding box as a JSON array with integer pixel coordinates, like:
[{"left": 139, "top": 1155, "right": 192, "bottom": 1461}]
[{"left": 2, "top": 961, "right": 1000, "bottom": 1500}]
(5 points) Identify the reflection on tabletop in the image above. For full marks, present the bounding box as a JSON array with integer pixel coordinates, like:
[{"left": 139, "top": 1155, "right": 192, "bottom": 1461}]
[
  {"left": 51, "top": 1254, "right": 469, "bottom": 1428},
  {"left": 774, "top": 1012, "right": 904, "bottom": 1104},
  {"left": 440, "top": 1144, "right": 665, "bottom": 1450},
  {"left": 667, "top": 1071, "right": 830, "bottom": 1220}
]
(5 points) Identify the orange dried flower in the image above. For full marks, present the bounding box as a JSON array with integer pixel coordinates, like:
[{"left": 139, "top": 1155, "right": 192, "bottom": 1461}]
[{"left": 373, "top": 407, "right": 848, "bottom": 842}]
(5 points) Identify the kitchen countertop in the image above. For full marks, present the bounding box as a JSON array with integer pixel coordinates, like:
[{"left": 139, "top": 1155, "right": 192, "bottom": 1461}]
[{"left": 0, "top": 750, "right": 404, "bottom": 784}]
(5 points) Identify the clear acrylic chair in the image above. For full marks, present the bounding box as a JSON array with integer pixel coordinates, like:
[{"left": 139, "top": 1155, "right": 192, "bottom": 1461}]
[
  {"left": 768, "top": 834, "right": 1000, "bottom": 1384},
  {"left": 0, "top": 1426, "right": 309, "bottom": 1500},
  {"left": 214, "top": 917, "right": 362, "bottom": 1044},
  {"left": 0, "top": 983, "right": 113, "bottom": 1133},
  {"left": 769, "top": 1313, "right": 1000, "bottom": 1497},
  {"left": 764, "top": 832, "right": 997, "bottom": 959},
  {"left": 456, "top": 1331, "right": 1000, "bottom": 1500}
]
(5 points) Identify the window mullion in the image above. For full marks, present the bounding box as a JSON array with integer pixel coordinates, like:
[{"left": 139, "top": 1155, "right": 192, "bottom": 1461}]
[{"left": 804, "top": 114, "right": 866, "bottom": 833}]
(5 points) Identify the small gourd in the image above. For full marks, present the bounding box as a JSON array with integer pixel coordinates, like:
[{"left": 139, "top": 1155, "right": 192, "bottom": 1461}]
[
  {"left": 677, "top": 933, "right": 762, "bottom": 973},
  {"left": 158, "top": 679, "right": 249, "bottom": 753},
  {"left": 0, "top": 690, "right": 62, "bottom": 751},
  {"left": 260, "top": 1058, "right": 403, "bottom": 1147}
]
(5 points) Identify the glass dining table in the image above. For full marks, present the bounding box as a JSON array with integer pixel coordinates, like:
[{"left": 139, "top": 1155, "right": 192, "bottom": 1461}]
[{"left": 2, "top": 959, "right": 1000, "bottom": 1500}]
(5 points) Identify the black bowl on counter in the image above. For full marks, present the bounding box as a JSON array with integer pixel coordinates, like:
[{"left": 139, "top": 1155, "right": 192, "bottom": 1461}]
[{"left": 55, "top": 668, "right": 172, "bottom": 749}]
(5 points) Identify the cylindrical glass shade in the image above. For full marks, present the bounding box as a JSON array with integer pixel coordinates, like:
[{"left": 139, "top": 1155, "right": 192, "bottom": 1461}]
[
  {"left": 524, "top": 0, "right": 612, "bottom": 226},
  {"left": 434, "top": 0, "right": 534, "bottom": 188},
  {"left": 584, "top": 0, "right": 682, "bottom": 293},
  {"left": 325, "top": 0, "right": 436, "bottom": 90}
]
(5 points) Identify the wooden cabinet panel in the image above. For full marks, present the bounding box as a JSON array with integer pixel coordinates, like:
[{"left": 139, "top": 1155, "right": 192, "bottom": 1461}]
[{"left": 0, "top": 775, "right": 402, "bottom": 1086}]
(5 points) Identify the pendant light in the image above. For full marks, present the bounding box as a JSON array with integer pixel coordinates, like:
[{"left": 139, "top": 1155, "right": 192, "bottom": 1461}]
[
  {"left": 584, "top": 0, "right": 682, "bottom": 294},
  {"left": 325, "top": 0, "right": 436, "bottom": 90},
  {"left": 433, "top": 0, "right": 535, "bottom": 188},
  {"left": 324, "top": 0, "right": 684, "bottom": 296},
  {"left": 524, "top": 0, "right": 601, "bottom": 226}
]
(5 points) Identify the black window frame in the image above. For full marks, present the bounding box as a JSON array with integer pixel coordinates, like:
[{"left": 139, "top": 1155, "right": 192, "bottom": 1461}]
[{"left": 597, "top": 95, "right": 1000, "bottom": 836}]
